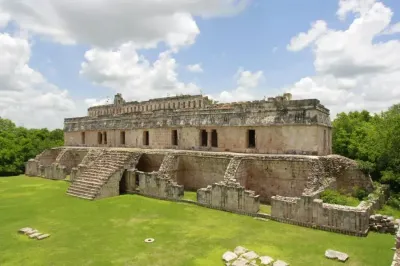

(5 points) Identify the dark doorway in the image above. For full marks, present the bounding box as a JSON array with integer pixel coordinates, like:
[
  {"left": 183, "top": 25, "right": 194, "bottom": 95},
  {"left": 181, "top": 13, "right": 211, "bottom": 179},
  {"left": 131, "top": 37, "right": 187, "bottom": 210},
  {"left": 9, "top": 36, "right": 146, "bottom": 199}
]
[
  {"left": 143, "top": 131, "right": 149, "bottom": 146},
  {"left": 211, "top": 130, "right": 218, "bottom": 147},
  {"left": 119, "top": 170, "right": 128, "bottom": 195},
  {"left": 248, "top": 129, "right": 256, "bottom": 148},
  {"left": 81, "top": 132, "right": 85, "bottom": 145},
  {"left": 120, "top": 131, "right": 126, "bottom": 145},
  {"left": 98, "top": 132, "right": 102, "bottom": 144},
  {"left": 172, "top": 130, "right": 178, "bottom": 146},
  {"left": 103, "top": 132, "right": 107, "bottom": 144},
  {"left": 201, "top": 130, "right": 208, "bottom": 146}
]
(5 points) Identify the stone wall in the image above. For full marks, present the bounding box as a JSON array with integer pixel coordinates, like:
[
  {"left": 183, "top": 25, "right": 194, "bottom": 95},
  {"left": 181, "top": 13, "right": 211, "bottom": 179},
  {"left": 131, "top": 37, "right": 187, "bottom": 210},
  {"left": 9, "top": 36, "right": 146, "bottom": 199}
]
[
  {"left": 197, "top": 179, "right": 260, "bottom": 213},
  {"left": 25, "top": 148, "right": 63, "bottom": 177},
  {"left": 137, "top": 171, "right": 183, "bottom": 199},
  {"left": 271, "top": 185, "right": 387, "bottom": 235},
  {"left": 176, "top": 155, "right": 231, "bottom": 191}
]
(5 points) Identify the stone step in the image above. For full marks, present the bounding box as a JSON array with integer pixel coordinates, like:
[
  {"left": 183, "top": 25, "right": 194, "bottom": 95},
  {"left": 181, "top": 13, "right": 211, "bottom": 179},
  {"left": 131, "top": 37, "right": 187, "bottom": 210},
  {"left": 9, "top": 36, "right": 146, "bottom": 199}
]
[
  {"left": 66, "top": 192, "right": 94, "bottom": 200},
  {"left": 68, "top": 186, "right": 98, "bottom": 195}
]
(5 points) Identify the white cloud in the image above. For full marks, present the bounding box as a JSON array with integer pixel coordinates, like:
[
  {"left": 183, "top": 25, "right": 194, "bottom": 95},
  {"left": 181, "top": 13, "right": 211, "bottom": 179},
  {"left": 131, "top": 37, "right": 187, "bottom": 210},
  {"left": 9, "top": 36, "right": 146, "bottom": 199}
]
[
  {"left": 287, "top": 20, "right": 327, "bottom": 51},
  {"left": 0, "top": 0, "right": 249, "bottom": 50},
  {"left": 80, "top": 43, "right": 200, "bottom": 102},
  {"left": 187, "top": 64, "right": 204, "bottom": 73},
  {"left": 217, "top": 68, "right": 264, "bottom": 102},
  {"left": 0, "top": 33, "right": 77, "bottom": 129},
  {"left": 285, "top": 0, "right": 400, "bottom": 117},
  {"left": 382, "top": 22, "right": 400, "bottom": 35}
]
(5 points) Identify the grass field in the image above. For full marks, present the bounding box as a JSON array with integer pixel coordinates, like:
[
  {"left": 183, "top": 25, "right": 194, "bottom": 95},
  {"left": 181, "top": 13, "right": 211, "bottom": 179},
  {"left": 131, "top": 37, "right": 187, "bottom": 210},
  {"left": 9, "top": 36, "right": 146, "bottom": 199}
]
[{"left": 0, "top": 176, "right": 394, "bottom": 266}]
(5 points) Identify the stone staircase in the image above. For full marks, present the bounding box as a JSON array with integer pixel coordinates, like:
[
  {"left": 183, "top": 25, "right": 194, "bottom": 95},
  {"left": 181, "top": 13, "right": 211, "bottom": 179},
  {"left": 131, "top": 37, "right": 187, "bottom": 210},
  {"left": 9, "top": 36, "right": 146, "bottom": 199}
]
[
  {"left": 223, "top": 157, "right": 242, "bottom": 181},
  {"left": 67, "top": 150, "right": 137, "bottom": 200}
]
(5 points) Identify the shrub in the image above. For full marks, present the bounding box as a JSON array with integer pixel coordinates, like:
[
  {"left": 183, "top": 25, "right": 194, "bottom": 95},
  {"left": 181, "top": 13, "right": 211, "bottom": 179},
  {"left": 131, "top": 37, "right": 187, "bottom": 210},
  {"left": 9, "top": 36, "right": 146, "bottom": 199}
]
[{"left": 320, "top": 189, "right": 360, "bottom": 207}]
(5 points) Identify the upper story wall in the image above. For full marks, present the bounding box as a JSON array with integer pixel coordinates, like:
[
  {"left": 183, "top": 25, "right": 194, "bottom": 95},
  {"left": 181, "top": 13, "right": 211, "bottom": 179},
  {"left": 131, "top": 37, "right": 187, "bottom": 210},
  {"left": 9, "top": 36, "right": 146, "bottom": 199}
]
[
  {"left": 87, "top": 94, "right": 210, "bottom": 117},
  {"left": 66, "top": 94, "right": 332, "bottom": 132}
]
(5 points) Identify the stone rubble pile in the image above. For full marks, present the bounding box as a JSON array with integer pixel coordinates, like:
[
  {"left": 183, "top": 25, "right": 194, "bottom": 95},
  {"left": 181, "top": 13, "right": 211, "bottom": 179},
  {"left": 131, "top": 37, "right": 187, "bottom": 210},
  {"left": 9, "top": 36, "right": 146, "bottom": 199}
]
[
  {"left": 325, "top": 249, "right": 349, "bottom": 262},
  {"left": 18, "top": 227, "right": 51, "bottom": 240},
  {"left": 222, "top": 246, "right": 289, "bottom": 266},
  {"left": 369, "top": 214, "right": 399, "bottom": 234}
]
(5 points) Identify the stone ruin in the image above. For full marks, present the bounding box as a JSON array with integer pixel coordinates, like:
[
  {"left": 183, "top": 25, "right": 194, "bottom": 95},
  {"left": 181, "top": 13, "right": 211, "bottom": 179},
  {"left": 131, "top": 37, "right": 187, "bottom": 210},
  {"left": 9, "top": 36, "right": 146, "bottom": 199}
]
[{"left": 24, "top": 93, "right": 384, "bottom": 237}]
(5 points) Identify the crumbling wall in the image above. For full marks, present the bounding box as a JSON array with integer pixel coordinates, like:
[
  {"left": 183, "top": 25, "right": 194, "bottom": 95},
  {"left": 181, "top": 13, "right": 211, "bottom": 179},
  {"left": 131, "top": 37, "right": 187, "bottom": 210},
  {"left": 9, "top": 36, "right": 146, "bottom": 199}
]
[
  {"left": 96, "top": 170, "right": 124, "bottom": 200},
  {"left": 136, "top": 153, "right": 164, "bottom": 172},
  {"left": 137, "top": 171, "right": 183, "bottom": 199},
  {"left": 25, "top": 148, "right": 62, "bottom": 177},
  {"left": 57, "top": 149, "right": 88, "bottom": 173},
  {"left": 176, "top": 155, "right": 231, "bottom": 190},
  {"left": 271, "top": 185, "right": 387, "bottom": 235},
  {"left": 197, "top": 179, "right": 260, "bottom": 213},
  {"left": 236, "top": 158, "right": 312, "bottom": 203}
]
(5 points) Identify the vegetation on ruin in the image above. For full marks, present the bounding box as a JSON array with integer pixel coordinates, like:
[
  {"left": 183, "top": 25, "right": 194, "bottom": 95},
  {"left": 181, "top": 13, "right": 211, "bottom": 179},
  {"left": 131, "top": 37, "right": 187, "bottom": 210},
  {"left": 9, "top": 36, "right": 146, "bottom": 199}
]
[
  {"left": 332, "top": 104, "right": 400, "bottom": 210},
  {"left": 0, "top": 176, "right": 394, "bottom": 266},
  {"left": 0, "top": 118, "right": 64, "bottom": 177},
  {"left": 320, "top": 189, "right": 361, "bottom": 207}
]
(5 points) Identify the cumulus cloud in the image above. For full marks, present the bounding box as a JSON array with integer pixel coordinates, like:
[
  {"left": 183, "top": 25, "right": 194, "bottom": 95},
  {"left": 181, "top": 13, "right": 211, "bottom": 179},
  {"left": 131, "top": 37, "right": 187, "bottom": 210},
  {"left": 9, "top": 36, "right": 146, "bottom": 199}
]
[
  {"left": 80, "top": 43, "right": 201, "bottom": 102},
  {"left": 187, "top": 63, "right": 204, "bottom": 73},
  {"left": 287, "top": 20, "right": 328, "bottom": 51},
  {"left": 217, "top": 68, "right": 264, "bottom": 102},
  {"left": 0, "top": 33, "right": 77, "bottom": 129},
  {"left": 0, "top": 0, "right": 249, "bottom": 49},
  {"left": 284, "top": 0, "right": 400, "bottom": 117}
]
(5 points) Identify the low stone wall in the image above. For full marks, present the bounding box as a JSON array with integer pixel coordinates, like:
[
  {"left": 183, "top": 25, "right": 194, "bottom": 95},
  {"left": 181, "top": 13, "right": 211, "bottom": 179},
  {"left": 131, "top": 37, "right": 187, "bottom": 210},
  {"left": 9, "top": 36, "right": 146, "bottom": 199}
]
[
  {"left": 271, "top": 185, "right": 388, "bottom": 236},
  {"left": 197, "top": 179, "right": 260, "bottom": 214},
  {"left": 44, "top": 163, "right": 67, "bottom": 180},
  {"left": 25, "top": 159, "right": 39, "bottom": 176},
  {"left": 137, "top": 170, "right": 183, "bottom": 199}
]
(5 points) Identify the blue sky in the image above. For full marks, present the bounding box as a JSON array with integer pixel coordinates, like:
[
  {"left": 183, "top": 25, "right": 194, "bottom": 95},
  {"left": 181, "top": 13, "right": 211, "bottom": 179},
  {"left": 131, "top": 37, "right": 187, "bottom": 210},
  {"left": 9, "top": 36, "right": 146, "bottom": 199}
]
[{"left": 1, "top": 0, "right": 400, "bottom": 128}]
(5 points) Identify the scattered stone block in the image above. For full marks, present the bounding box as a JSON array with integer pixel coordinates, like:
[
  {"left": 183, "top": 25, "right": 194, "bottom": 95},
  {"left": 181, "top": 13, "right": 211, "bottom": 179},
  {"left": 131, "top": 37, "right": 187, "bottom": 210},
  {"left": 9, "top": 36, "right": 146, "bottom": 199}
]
[
  {"left": 222, "top": 251, "right": 238, "bottom": 263},
  {"left": 241, "top": 251, "right": 259, "bottom": 260},
  {"left": 231, "top": 257, "right": 249, "bottom": 266},
  {"left": 18, "top": 227, "right": 32, "bottom": 234},
  {"left": 273, "top": 260, "right": 289, "bottom": 266},
  {"left": 234, "top": 246, "right": 248, "bottom": 256},
  {"left": 325, "top": 249, "right": 349, "bottom": 262},
  {"left": 29, "top": 232, "right": 42, "bottom": 239},
  {"left": 25, "top": 229, "right": 38, "bottom": 235},
  {"left": 260, "top": 256, "right": 274, "bottom": 265},
  {"left": 37, "top": 234, "right": 50, "bottom": 240}
]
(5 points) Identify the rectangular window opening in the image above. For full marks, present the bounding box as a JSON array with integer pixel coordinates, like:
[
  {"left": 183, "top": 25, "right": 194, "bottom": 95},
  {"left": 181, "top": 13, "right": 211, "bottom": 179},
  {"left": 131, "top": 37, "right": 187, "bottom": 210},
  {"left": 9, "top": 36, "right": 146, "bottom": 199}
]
[
  {"left": 201, "top": 130, "right": 208, "bottom": 147},
  {"left": 248, "top": 129, "right": 256, "bottom": 148},
  {"left": 143, "top": 131, "right": 149, "bottom": 146},
  {"left": 172, "top": 130, "right": 178, "bottom": 146},
  {"left": 211, "top": 129, "right": 218, "bottom": 147}
]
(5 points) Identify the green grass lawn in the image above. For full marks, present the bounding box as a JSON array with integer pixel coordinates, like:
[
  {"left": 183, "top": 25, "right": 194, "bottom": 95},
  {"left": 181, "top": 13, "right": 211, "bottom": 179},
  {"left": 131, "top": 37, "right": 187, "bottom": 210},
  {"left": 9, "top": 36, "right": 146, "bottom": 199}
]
[{"left": 0, "top": 176, "right": 394, "bottom": 266}]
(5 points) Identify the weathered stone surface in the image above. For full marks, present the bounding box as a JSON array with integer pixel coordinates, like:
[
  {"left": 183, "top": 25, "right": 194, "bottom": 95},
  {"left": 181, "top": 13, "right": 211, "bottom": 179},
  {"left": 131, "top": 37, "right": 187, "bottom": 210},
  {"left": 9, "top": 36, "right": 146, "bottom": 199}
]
[
  {"left": 37, "top": 234, "right": 50, "bottom": 240},
  {"left": 18, "top": 227, "right": 32, "bottom": 234},
  {"left": 241, "top": 251, "right": 259, "bottom": 261},
  {"left": 25, "top": 229, "right": 38, "bottom": 235},
  {"left": 234, "top": 246, "right": 248, "bottom": 256},
  {"left": 222, "top": 251, "right": 238, "bottom": 263},
  {"left": 259, "top": 256, "right": 274, "bottom": 265},
  {"left": 29, "top": 232, "right": 42, "bottom": 239},
  {"left": 273, "top": 260, "right": 289, "bottom": 266},
  {"left": 231, "top": 257, "right": 249, "bottom": 266},
  {"left": 370, "top": 214, "right": 398, "bottom": 234},
  {"left": 325, "top": 249, "right": 349, "bottom": 262}
]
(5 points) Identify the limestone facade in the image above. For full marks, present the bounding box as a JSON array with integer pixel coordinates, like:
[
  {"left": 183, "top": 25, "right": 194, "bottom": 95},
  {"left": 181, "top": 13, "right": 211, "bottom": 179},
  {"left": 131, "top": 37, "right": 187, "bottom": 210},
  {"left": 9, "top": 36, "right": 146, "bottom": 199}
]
[{"left": 64, "top": 94, "right": 332, "bottom": 156}]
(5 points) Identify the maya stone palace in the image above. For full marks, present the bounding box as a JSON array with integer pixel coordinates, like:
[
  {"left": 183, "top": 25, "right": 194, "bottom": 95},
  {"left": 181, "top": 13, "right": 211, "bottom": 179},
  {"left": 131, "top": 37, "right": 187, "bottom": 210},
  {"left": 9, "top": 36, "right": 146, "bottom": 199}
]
[{"left": 26, "top": 93, "right": 385, "bottom": 237}]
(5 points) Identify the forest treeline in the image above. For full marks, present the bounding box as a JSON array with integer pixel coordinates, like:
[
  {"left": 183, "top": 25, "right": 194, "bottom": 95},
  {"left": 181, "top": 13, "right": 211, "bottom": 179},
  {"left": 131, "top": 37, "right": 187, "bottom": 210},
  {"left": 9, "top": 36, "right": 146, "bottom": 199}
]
[
  {"left": 0, "top": 118, "right": 63, "bottom": 176},
  {"left": 1, "top": 104, "right": 399, "bottom": 206}
]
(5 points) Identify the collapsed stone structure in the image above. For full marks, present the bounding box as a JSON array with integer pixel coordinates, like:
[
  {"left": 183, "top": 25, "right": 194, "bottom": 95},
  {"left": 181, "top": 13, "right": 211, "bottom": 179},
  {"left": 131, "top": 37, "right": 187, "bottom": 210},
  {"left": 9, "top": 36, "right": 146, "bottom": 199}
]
[{"left": 25, "top": 93, "right": 379, "bottom": 236}]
